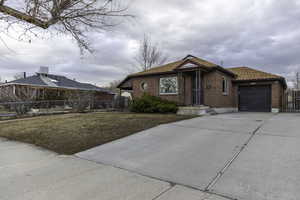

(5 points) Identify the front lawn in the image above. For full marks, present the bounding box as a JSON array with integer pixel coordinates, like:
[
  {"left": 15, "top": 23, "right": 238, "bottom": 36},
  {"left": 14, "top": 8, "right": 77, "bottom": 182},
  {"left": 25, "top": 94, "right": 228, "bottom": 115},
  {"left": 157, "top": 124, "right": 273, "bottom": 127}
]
[{"left": 0, "top": 112, "right": 195, "bottom": 154}]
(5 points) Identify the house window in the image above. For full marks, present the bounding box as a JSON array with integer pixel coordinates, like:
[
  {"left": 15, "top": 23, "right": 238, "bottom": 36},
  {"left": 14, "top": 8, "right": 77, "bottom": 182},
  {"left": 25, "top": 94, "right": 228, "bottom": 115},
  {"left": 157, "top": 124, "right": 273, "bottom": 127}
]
[
  {"left": 140, "top": 82, "right": 148, "bottom": 91},
  {"left": 159, "top": 77, "right": 178, "bottom": 95},
  {"left": 222, "top": 77, "right": 228, "bottom": 95}
]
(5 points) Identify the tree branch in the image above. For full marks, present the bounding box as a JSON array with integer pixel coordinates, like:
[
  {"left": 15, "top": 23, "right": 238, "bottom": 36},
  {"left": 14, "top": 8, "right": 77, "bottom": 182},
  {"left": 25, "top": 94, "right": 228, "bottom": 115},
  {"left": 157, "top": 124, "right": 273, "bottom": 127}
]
[
  {"left": 0, "top": 0, "right": 132, "bottom": 52},
  {"left": 0, "top": 5, "right": 49, "bottom": 29}
]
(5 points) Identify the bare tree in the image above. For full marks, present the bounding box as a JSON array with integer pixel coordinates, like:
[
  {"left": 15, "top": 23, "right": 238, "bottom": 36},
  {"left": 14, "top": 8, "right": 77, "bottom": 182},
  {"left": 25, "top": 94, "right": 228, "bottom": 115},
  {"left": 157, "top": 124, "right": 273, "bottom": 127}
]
[
  {"left": 106, "top": 79, "right": 121, "bottom": 93},
  {"left": 66, "top": 90, "right": 93, "bottom": 112},
  {"left": 295, "top": 72, "right": 299, "bottom": 89},
  {"left": 13, "top": 72, "right": 25, "bottom": 80},
  {"left": 134, "top": 34, "right": 168, "bottom": 71},
  {"left": 0, "top": 86, "right": 37, "bottom": 102},
  {"left": 0, "top": 0, "right": 131, "bottom": 52},
  {"left": 0, "top": 86, "right": 38, "bottom": 115}
]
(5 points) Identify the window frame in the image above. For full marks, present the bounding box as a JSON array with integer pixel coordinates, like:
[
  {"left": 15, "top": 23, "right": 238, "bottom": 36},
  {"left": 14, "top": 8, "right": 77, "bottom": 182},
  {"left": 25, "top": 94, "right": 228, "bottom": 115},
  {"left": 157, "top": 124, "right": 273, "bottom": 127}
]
[
  {"left": 222, "top": 77, "right": 229, "bottom": 95},
  {"left": 159, "top": 76, "right": 178, "bottom": 95},
  {"left": 140, "top": 81, "right": 148, "bottom": 91}
]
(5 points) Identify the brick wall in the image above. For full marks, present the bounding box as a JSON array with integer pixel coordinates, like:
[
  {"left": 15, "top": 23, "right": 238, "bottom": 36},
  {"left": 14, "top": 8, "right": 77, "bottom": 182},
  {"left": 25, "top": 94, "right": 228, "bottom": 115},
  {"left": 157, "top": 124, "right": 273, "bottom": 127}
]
[
  {"left": 202, "top": 71, "right": 236, "bottom": 108},
  {"left": 271, "top": 81, "right": 284, "bottom": 109},
  {"left": 131, "top": 71, "right": 236, "bottom": 107},
  {"left": 130, "top": 72, "right": 285, "bottom": 110}
]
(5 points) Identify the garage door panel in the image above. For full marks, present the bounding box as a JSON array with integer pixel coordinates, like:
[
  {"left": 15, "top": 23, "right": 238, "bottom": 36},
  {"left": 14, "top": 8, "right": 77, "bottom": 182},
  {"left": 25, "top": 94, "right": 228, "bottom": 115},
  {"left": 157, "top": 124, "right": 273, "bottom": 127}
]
[{"left": 239, "top": 85, "right": 271, "bottom": 112}]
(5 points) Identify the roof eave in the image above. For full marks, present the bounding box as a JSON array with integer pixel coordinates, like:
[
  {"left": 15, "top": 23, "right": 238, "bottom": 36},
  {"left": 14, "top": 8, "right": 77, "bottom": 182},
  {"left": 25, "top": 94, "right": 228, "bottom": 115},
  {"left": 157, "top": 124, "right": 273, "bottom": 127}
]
[
  {"left": 118, "top": 71, "right": 181, "bottom": 89},
  {"left": 233, "top": 78, "right": 287, "bottom": 89},
  {"left": 214, "top": 66, "right": 237, "bottom": 78},
  {"left": 0, "top": 83, "right": 112, "bottom": 93},
  {"left": 117, "top": 77, "right": 131, "bottom": 89}
]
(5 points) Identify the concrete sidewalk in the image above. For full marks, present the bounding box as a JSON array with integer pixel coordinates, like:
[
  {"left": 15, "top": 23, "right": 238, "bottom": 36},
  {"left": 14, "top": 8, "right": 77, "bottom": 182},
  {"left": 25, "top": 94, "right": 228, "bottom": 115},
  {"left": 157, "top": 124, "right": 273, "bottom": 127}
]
[{"left": 0, "top": 138, "right": 224, "bottom": 200}]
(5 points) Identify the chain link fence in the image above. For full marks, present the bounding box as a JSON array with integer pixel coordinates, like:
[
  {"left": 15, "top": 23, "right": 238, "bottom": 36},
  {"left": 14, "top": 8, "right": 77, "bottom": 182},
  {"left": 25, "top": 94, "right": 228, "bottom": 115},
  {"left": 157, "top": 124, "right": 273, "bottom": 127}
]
[
  {"left": 0, "top": 97, "right": 130, "bottom": 117},
  {"left": 282, "top": 89, "right": 300, "bottom": 112}
]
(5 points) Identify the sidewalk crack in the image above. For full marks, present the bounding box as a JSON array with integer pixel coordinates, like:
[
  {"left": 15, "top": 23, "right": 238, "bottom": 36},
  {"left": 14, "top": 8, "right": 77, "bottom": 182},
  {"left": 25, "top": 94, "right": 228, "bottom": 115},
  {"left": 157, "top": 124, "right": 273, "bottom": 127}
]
[{"left": 151, "top": 184, "right": 175, "bottom": 200}]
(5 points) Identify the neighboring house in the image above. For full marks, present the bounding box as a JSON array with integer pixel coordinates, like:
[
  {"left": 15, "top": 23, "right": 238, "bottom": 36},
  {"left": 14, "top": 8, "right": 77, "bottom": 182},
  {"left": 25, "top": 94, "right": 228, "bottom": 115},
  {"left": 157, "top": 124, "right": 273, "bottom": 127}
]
[
  {"left": 0, "top": 67, "right": 115, "bottom": 103},
  {"left": 118, "top": 55, "right": 287, "bottom": 113}
]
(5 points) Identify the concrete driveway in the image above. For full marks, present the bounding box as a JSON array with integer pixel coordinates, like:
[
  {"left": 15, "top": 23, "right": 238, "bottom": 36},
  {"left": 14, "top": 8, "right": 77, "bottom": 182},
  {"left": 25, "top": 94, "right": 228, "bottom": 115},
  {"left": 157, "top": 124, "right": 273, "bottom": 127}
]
[
  {"left": 77, "top": 113, "right": 300, "bottom": 200},
  {"left": 0, "top": 127, "right": 227, "bottom": 200}
]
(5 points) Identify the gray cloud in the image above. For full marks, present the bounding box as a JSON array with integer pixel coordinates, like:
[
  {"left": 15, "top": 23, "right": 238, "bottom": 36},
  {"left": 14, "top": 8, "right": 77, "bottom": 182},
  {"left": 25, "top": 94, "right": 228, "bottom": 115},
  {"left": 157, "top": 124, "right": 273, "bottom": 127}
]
[{"left": 1, "top": 0, "right": 300, "bottom": 86}]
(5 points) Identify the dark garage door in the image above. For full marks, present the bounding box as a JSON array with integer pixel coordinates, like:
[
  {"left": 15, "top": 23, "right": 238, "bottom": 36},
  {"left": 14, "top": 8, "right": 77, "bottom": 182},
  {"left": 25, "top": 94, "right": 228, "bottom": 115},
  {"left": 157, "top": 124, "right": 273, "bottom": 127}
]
[{"left": 239, "top": 85, "right": 271, "bottom": 112}]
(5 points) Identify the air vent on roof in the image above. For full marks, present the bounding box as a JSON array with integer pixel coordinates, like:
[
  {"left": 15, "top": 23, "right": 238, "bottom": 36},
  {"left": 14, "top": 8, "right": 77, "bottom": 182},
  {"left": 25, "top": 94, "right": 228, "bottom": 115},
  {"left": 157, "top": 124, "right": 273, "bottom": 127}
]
[{"left": 39, "top": 66, "right": 49, "bottom": 74}]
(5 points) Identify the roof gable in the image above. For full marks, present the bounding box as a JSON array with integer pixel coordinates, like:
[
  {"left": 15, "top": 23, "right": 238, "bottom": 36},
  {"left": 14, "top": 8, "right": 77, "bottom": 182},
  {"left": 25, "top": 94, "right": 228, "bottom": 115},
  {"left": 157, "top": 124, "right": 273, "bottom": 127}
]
[
  {"left": 128, "top": 55, "right": 224, "bottom": 77},
  {"left": 177, "top": 62, "right": 198, "bottom": 70}
]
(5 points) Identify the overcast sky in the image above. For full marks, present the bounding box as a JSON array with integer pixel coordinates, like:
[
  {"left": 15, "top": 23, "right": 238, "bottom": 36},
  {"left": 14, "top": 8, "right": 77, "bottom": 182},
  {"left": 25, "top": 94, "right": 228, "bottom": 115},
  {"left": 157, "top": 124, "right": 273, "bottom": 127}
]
[{"left": 1, "top": 0, "right": 300, "bottom": 86}]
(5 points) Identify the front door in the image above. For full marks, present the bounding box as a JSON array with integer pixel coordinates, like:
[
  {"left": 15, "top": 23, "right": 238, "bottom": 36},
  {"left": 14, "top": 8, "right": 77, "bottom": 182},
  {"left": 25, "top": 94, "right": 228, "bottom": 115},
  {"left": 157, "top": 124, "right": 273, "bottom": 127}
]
[{"left": 192, "top": 70, "right": 202, "bottom": 105}]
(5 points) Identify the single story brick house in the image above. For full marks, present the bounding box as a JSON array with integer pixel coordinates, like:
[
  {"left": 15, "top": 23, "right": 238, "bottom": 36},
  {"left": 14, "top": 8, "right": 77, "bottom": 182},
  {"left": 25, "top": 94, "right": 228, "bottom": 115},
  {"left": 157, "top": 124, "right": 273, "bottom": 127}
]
[{"left": 118, "top": 55, "right": 287, "bottom": 113}]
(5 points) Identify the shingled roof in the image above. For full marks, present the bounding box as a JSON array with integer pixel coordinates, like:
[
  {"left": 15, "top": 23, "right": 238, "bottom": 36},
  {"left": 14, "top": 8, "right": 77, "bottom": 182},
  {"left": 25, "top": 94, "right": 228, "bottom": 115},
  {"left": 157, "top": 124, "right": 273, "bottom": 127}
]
[
  {"left": 227, "top": 67, "right": 284, "bottom": 81},
  {"left": 228, "top": 66, "right": 287, "bottom": 88},
  {"left": 2, "top": 73, "right": 113, "bottom": 94},
  {"left": 129, "top": 55, "right": 219, "bottom": 77}
]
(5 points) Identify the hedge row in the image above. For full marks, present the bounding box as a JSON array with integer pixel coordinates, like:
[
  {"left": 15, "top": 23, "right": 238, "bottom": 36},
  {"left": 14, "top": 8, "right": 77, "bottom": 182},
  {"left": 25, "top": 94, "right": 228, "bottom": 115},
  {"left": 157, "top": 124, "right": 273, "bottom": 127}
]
[{"left": 130, "top": 94, "right": 178, "bottom": 113}]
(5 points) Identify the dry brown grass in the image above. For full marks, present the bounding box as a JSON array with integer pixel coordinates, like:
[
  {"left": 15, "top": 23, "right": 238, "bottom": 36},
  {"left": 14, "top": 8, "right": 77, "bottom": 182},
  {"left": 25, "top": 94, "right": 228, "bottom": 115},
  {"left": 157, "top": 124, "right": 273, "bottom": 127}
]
[{"left": 0, "top": 112, "right": 195, "bottom": 154}]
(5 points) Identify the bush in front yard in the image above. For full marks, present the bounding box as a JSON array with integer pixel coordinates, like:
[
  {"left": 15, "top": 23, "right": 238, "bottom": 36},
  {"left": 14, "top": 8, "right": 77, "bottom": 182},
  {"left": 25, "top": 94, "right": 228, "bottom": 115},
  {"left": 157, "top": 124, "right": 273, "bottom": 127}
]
[{"left": 130, "top": 94, "right": 178, "bottom": 113}]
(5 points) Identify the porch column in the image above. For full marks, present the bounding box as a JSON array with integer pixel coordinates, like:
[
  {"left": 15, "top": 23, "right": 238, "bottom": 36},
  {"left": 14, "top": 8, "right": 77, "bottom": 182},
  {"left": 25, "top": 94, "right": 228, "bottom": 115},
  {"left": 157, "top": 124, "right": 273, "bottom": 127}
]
[
  {"left": 196, "top": 69, "right": 202, "bottom": 105},
  {"left": 198, "top": 69, "right": 202, "bottom": 105},
  {"left": 178, "top": 72, "right": 185, "bottom": 105}
]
